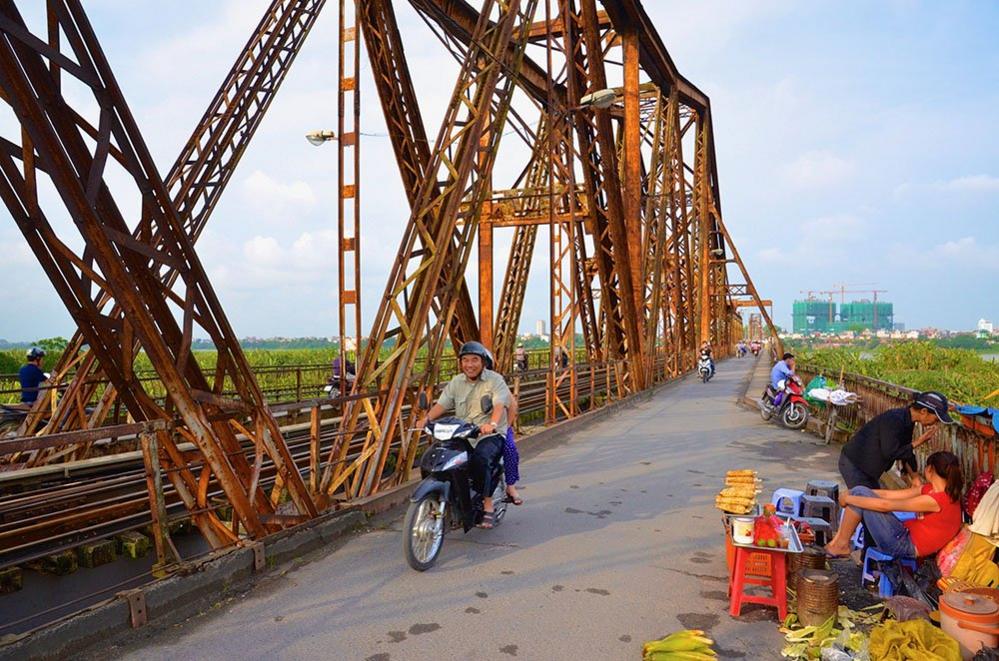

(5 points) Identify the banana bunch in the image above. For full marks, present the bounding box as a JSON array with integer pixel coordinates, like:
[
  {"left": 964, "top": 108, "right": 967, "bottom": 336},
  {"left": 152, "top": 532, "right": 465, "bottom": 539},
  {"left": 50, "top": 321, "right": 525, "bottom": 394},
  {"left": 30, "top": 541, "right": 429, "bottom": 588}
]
[{"left": 642, "top": 630, "right": 717, "bottom": 660}]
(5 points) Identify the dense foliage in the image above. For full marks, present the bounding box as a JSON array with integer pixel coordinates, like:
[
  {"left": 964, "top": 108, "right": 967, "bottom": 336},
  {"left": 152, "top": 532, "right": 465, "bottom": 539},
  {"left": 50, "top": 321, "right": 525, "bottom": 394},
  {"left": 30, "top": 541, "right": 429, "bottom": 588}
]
[{"left": 794, "top": 341, "right": 999, "bottom": 406}]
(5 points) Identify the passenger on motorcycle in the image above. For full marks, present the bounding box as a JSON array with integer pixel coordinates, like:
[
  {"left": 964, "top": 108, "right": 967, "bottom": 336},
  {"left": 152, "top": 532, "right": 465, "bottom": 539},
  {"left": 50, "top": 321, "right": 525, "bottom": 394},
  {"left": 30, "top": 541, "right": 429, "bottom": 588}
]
[
  {"left": 770, "top": 352, "right": 796, "bottom": 390},
  {"left": 19, "top": 347, "right": 47, "bottom": 404},
  {"left": 417, "top": 341, "right": 512, "bottom": 529}
]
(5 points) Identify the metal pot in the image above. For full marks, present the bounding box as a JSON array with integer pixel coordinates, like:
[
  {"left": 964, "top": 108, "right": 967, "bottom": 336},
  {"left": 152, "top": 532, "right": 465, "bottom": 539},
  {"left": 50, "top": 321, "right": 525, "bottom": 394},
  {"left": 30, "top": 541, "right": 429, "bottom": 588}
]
[{"left": 940, "top": 591, "right": 999, "bottom": 660}]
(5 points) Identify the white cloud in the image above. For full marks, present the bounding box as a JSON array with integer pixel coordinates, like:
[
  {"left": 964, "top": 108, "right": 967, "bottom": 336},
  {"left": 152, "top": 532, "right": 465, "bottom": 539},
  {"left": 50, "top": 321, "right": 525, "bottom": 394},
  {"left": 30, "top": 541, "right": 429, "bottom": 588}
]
[
  {"left": 242, "top": 170, "right": 317, "bottom": 219},
  {"left": 936, "top": 175, "right": 999, "bottom": 193},
  {"left": 782, "top": 151, "right": 854, "bottom": 188},
  {"left": 801, "top": 214, "right": 864, "bottom": 241},
  {"left": 889, "top": 236, "right": 999, "bottom": 272},
  {"left": 757, "top": 247, "right": 785, "bottom": 263}
]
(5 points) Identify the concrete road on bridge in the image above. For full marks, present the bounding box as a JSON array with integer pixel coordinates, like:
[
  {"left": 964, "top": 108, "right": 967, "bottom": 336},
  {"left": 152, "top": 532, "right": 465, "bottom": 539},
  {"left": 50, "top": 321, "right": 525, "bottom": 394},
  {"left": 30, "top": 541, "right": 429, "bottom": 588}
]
[{"left": 108, "top": 358, "right": 842, "bottom": 660}]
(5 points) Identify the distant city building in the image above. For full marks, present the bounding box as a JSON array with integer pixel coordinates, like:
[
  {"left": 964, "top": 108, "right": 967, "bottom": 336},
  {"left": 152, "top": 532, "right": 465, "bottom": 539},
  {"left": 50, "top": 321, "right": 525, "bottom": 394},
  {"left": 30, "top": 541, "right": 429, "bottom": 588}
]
[
  {"left": 978, "top": 319, "right": 994, "bottom": 337},
  {"left": 536, "top": 320, "right": 547, "bottom": 337},
  {"left": 893, "top": 322, "right": 905, "bottom": 332},
  {"left": 792, "top": 299, "right": 894, "bottom": 335}
]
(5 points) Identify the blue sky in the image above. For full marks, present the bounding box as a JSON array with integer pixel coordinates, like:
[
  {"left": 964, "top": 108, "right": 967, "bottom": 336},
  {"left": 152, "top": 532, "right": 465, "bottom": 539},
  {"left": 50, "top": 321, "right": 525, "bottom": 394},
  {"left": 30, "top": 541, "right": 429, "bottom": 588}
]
[{"left": 0, "top": 0, "right": 996, "bottom": 341}]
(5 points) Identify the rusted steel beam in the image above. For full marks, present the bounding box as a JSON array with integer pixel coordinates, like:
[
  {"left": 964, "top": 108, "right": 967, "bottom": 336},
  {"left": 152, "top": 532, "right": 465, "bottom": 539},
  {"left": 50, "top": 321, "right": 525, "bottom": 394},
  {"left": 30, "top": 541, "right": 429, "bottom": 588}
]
[
  {"left": 579, "top": 0, "right": 644, "bottom": 389},
  {"left": 525, "top": 7, "right": 608, "bottom": 39},
  {"left": 322, "top": 0, "right": 540, "bottom": 499},
  {"left": 17, "top": 0, "right": 329, "bottom": 454},
  {"left": 409, "top": 0, "right": 565, "bottom": 106},
  {"left": 360, "top": 0, "right": 479, "bottom": 347},
  {"left": 0, "top": 0, "right": 316, "bottom": 544}
]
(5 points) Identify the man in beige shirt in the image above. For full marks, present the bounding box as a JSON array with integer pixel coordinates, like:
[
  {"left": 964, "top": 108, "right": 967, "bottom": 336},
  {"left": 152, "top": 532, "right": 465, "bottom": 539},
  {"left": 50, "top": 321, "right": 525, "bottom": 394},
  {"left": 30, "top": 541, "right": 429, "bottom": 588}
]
[{"left": 417, "top": 341, "right": 511, "bottom": 528}]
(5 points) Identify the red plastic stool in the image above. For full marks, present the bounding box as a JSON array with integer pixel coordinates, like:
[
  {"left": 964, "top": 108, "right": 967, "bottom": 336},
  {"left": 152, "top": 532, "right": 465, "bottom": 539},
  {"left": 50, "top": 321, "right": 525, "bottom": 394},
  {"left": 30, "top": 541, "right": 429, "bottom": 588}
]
[{"left": 729, "top": 546, "right": 787, "bottom": 620}]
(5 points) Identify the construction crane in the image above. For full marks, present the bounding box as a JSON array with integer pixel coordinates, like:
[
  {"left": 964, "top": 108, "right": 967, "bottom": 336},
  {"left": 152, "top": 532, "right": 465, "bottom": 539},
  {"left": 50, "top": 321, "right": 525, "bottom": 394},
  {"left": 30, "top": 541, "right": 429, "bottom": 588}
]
[{"left": 802, "top": 287, "right": 889, "bottom": 329}]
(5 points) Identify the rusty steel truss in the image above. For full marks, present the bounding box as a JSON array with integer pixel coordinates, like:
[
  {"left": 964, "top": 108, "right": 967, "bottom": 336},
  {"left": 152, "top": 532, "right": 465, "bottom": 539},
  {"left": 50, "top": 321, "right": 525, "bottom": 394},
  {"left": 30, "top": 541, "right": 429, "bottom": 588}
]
[{"left": 0, "top": 0, "right": 779, "bottom": 554}]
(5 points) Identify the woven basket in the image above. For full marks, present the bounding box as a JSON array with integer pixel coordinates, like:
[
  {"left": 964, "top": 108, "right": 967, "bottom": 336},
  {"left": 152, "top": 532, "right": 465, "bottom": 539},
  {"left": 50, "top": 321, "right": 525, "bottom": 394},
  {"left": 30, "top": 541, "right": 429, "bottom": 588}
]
[
  {"left": 789, "top": 546, "right": 827, "bottom": 582},
  {"left": 797, "top": 569, "right": 839, "bottom": 626}
]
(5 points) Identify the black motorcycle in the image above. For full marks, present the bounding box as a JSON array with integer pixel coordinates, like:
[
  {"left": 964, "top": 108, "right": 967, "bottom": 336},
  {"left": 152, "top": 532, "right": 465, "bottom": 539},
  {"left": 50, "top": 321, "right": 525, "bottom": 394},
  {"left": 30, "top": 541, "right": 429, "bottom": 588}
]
[
  {"left": 403, "top": 394, "right": 508, "bottom": 571},
  {"left": 697, "top": 351, "right": 713, "bottom": 383}
]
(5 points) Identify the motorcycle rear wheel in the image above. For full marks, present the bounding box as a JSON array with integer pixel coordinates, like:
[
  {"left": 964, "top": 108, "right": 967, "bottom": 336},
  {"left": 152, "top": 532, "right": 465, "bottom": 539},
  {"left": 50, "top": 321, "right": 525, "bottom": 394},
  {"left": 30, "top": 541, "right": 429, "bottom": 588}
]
[
  {"left": 403, "top": 495, "right": 445, "bottom": 571},
  {"left": 760, "top": 401, "right": 773, "bottom": 421},
  {"left": 781, "top": 402, "right": 808, "bottom": 430}
]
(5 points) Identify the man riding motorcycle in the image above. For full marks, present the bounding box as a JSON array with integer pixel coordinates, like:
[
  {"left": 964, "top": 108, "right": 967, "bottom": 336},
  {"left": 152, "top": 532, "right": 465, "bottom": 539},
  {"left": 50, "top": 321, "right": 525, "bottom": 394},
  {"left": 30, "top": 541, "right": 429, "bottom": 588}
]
[
  {"left": 699, "top": 341, "right": 715, "bottom": 379},
  {"left": 770, "top": 352, "right": 796, "bottom": 390},
  {"left": 416, "top": 341, "right": 511, "bottom": 529}
]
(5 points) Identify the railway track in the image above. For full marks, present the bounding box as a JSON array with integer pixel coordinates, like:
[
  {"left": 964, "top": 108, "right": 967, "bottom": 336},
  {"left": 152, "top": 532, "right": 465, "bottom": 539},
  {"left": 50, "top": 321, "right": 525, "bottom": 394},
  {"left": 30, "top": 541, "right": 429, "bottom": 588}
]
[{"left": 0, "top": 364, "right": 616, "bottom": 571}]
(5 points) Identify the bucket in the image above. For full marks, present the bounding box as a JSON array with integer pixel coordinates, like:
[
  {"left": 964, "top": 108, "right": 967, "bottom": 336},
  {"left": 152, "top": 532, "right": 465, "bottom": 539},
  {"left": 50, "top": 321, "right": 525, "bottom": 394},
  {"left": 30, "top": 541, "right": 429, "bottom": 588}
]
[
  {"left": 732, "top": 516, "right": 754, "bottom": 545},
  {"left": 797, "top": 569, "right": 838, "bottom": 627},
  {"left": 940, "top": 591, "right": 999, "bottom": 660}
]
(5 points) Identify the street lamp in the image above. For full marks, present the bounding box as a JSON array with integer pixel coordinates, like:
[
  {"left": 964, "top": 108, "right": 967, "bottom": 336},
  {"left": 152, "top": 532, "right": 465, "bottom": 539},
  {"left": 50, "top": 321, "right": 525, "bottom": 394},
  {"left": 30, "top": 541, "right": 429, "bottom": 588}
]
[
  {"left": 305, "top": 129, "right": 337, "bottom": 146},
  {"left": 578, "top": 88, "right": 618, "bottom": 110}
]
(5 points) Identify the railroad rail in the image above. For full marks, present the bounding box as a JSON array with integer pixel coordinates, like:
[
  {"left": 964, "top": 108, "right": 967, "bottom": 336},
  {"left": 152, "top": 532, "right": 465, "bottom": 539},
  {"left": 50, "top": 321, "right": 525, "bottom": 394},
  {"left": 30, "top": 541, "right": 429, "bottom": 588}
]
[
  {"left": 0, "top": 0, "right": 778, "bottom": 581},
  {"left": 0, "top": 361, "right": 625, "bottom": 572}
]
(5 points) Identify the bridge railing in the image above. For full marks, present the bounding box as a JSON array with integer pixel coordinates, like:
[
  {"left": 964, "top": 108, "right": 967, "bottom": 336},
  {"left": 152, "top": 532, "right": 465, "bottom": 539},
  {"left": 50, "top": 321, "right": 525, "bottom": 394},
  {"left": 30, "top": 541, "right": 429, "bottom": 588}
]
[{"left": 797, "top": 363, "right": 996, "bottom": 483}]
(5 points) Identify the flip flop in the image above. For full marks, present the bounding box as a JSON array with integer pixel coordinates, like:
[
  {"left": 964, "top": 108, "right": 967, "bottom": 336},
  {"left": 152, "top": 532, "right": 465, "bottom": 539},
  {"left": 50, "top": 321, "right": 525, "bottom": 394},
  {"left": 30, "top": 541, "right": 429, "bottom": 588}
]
[
  {"left": 503, "top": 495, "right": 524, "bottom": 506},
  {"left": 478, "top": 511, "right": 495, "bottom": 529}
]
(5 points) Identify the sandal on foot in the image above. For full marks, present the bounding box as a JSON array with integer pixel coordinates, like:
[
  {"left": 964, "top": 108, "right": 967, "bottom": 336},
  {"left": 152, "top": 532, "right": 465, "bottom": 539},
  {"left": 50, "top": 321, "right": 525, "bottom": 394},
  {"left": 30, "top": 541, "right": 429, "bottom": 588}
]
[
  {"left": 478, "top": 512, "right": 495, "bottom": 529},
  {"left": 503, "top": 495, "right": 524, "bottom": 506}
]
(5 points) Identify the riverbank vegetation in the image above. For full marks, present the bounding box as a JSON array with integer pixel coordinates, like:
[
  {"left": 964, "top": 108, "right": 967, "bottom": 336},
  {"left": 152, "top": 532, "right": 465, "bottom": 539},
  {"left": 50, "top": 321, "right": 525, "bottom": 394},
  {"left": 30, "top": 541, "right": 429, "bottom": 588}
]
[{"left": 791, "top": 341, "right": 998, "bottom": 406}]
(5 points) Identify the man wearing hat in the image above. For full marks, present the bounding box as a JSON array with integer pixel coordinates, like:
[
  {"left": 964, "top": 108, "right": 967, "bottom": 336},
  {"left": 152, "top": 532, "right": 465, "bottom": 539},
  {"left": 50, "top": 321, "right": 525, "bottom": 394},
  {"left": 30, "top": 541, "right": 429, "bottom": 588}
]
[{"left": 839, "top": 391, "right": 954, "bottom": 489}]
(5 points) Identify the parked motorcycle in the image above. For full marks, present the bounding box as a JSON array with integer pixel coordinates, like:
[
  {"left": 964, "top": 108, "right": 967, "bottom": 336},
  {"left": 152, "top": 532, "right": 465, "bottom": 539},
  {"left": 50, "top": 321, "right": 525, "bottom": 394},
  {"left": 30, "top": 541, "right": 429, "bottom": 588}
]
[
  {"left": 697, "top": 352, "right": 713, "bottom": 383},
  {"left": 760, "top": 375, "right": 809, "bottom": 429},
  {"left": 403, "top": 393, "right": 508, "bottom": 571}
]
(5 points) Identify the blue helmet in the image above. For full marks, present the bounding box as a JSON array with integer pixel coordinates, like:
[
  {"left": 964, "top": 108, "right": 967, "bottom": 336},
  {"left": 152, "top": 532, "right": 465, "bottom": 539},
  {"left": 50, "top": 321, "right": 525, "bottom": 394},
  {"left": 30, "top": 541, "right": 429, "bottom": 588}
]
[{"left": 26, "top": 347, "right": 45, "bottom": 361}]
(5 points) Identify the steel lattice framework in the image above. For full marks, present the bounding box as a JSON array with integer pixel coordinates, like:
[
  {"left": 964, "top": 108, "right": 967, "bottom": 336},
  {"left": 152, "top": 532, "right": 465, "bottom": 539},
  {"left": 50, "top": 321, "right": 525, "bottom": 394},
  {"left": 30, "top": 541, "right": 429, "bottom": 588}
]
[{"left": 0, "top": 0, "right": 779, "bottom": 555}]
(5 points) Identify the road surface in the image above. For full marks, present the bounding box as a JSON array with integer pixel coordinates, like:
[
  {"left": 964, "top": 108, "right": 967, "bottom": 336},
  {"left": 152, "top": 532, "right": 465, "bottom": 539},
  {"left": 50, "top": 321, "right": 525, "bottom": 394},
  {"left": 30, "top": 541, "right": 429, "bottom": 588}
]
[{"left": 106, "top": 357, "right": 841, "bottom": 660}]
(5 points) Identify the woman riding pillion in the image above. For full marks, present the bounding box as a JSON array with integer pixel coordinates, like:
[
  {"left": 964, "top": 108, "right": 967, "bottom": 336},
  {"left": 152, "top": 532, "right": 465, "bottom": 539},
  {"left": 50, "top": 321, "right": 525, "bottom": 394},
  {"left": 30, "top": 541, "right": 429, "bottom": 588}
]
[{"left": 416, "top": 341, "right": 512, "bottom": 529}]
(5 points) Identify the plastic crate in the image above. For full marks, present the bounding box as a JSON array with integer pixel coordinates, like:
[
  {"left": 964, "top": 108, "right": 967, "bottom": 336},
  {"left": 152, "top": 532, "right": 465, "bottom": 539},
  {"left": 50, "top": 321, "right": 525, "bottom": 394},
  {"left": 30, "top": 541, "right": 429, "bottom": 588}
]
[{"left": 725, "top": 530, "right": 772, "bottom": 579}]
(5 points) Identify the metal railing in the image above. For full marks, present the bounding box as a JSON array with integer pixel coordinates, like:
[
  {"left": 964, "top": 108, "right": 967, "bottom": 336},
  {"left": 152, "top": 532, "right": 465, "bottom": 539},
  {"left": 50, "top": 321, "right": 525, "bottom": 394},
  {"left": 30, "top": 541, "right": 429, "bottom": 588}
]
[{"left": 798, "top": 363, "right": 996, "bottom": 483}]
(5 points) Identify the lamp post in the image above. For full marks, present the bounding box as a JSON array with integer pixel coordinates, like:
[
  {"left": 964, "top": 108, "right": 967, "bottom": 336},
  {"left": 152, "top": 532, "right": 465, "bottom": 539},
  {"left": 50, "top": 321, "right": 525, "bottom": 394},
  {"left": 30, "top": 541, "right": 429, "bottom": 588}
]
[{"left": 305, "top": 129, "right": 337, "bottom": 146}]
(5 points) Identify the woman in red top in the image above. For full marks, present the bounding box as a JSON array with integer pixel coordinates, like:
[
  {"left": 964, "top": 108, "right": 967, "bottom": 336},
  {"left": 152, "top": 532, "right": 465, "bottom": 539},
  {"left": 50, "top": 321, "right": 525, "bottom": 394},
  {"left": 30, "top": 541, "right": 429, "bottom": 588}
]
[{"left": 826, "top": 451, "right": 963, "bottom": 558}]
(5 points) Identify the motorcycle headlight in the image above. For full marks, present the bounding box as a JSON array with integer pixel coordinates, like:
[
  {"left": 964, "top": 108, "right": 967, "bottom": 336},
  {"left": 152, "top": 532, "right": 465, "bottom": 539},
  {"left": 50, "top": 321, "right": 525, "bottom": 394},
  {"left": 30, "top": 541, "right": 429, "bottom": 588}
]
[{"left": 440, "top": 451, "right": 468, "bottom": 471}]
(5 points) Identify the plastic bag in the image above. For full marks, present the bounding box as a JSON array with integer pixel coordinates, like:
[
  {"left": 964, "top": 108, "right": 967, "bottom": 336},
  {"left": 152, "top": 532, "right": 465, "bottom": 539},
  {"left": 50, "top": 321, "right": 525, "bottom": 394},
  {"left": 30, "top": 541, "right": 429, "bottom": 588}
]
[
  {"left": 885, "top": 595, "right": 931, "bottom": 621},
  {"left": 881, "top": 560, "right": 938, "bottom": 611},
  {"left": 937, "top": 527, "right": 973, "bottom": 577},
  {"left": 965, "top": 472, "right": 995, "bottom": 518}
]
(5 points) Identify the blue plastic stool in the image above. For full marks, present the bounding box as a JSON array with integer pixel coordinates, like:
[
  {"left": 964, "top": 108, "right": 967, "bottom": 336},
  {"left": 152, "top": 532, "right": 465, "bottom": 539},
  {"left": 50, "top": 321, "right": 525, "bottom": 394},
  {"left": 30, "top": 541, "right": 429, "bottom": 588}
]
[
  {"left": 771, "top": 488, "right": 804, "bottom": 517},
  {"left": 862, "top": 547, "right": 917, "bottom": 597}
]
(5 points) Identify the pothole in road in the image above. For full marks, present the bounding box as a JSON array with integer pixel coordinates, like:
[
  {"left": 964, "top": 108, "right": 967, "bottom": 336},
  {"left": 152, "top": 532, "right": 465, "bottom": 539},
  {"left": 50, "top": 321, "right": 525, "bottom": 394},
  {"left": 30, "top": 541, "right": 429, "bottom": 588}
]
[
  {"left": 408, "top": 623, "right": 441, "bottom": 635},
  {"left": 677, "top": 612, "right": 720, "bottom": 631},
  {"left": 500, "top": 644, "right": 519, "bottom": 656}
]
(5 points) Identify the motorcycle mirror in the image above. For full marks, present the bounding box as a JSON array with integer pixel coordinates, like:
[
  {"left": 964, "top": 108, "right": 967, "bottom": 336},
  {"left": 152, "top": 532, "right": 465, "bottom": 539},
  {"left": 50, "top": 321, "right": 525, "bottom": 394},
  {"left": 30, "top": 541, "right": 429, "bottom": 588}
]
[
  {"left": 480, "top": 394, "right": 493, "bottom": 414},
  {"left": 417, "top": 391, "right": 428, "bottom": 411}
]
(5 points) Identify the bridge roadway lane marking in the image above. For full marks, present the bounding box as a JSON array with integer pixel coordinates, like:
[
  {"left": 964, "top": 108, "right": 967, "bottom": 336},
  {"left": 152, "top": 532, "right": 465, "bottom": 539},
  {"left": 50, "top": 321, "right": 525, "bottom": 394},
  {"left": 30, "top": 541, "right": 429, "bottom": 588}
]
[{"left": 109, "top": 358, "right": 841, "bottom": 661}]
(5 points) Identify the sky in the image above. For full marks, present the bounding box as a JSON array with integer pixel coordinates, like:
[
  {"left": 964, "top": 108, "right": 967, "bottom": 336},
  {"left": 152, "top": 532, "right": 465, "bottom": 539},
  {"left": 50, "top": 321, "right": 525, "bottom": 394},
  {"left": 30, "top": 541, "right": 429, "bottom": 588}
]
[{"left": 0, "top": 0, "right": 996, "bottom": 342}]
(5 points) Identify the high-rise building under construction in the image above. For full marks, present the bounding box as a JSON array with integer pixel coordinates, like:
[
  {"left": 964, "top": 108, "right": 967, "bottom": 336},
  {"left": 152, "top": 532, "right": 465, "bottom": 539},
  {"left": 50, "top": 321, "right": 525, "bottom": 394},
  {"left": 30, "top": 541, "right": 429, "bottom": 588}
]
[{"left": 792, "top": 299, "right": 894, "bottom": 334}]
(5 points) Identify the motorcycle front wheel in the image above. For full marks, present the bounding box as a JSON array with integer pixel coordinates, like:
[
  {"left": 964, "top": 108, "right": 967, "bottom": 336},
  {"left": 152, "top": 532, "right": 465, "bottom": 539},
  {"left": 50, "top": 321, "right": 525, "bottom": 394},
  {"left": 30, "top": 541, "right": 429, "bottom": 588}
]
[
  {"left": 403, "top": 495, "right": 445, "bottom": 571},
  {"left": 701, "top": 370, "right": 709, "bottom": 383},
  {"left": 781, "top": 402, "right": 808, "bottom": 430}
]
